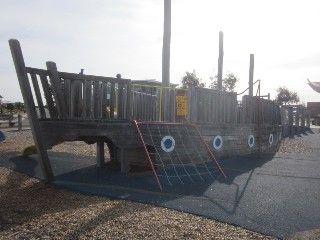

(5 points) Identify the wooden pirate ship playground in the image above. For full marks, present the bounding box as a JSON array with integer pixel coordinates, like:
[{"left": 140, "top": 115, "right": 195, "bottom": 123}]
[{"left": 9, "top": 39, "right": 311, "bottom": 190}]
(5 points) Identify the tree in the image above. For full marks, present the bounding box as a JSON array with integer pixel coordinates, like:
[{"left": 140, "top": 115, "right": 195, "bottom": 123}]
[
  {"left": 209, "top": 72, "right": 239, "bottom": 92},
  {"left": 14, "top": 102, "right": 25, "bottom": 112},
  {"left": 275, "top": 86, "right": 300, "bottom": 105},
  {"left": 180, "top": 70, "right": 205, "bottom": 88}
]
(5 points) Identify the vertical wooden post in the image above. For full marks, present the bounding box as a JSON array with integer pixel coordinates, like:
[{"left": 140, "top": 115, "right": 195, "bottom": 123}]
[
  {"left": 126, "top": 83, "right": 133, "bottom": 121},
  {"left": 288, "top": 107, "right": 293, "bottom": 136},
  {"left": 295, "top": 107, "right": 300, "bottom": 134},
  {"left": 162, "top": 0, "right": 171, "bottom": 88},
  {"left": 162, "top": 0, "right": 171, "bottom": 121},
  {"left": 120, "top": 147, "right": 130, "bottom": 173},
  {"left": 301, "top": 108, "right": 305, "bottom": 132},
  {"left": 46, "top": 61, "right": 68, "bottom": 118},
  {"left": 217, "top": 31, "right": 224, "bottom": 91},
  {"left": 189, "top": 86, "right": 197, "bottom": 123},
  {"left": 9, "top": 39, "right": 53, "bottom": 182},
  {"left": 306, "top": 110, "right": 311, "bottom": 129},
  {"left": 249, "top": 54, "right": 254, "bottom": 97},
  {"left": 18, "top": 114, "right": 22, "bottom": 131},
  {"left": 169, "top": 89, "right": 175, "bottom": 122},
  {"left": 96, "top": 140, "right": 105, "bottom": 167}
]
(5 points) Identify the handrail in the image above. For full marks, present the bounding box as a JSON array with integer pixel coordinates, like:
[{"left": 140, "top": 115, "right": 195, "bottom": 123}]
[{"left": 237, "top": 79, "right": 261, "bottom": 96}]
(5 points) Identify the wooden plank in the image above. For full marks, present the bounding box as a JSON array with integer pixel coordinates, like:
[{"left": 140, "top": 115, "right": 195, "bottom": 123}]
[
  {"left": 77, "top": 79, "right": 83, "bottom": 117},
  {"left": 101, "top": 82, "right": 108, "bottom": 118},
  {"left": 46, "top": 61, "right": 68, "bottom": 118},
  {"left": 92, "top": 81, "right": 100, "bottom": 118},
  {"left": 142, "top": 93, "right": 146, "bottom": 120},
  {"left": 30, "top": 73, "right": 46, "bottom": 118},
  {"left": 162, "top": 89, "right": 169, "bottom": 121},
  {"left": 213, "top": 94, "right": 218, "bottom": 123},
  {"left": 96, "top": 140, "right": 105, "bottom": 167},
  {"left": 70, "top": 79, "right": 76, "bottom": 117},
  {"left": 26, "top": 67, "right": 49, "bottom": 75},
  {"left": 58, "top": 72, "right": 131, "bottom": 84},
  {"left": 63, "top": 78, "right": 71, "bottom": 115},
  {"left": 39, "top": 73, "right": 58, "bottom": 118},
  {"left": 169, "top": 89, "right": 175, "bottom": 122},
  {"left": 110, "top": 82, "right": 115, "bottom": 119},
  {"left": 9, "top": 39, "right": 53, "bottom": 182},
  {"left": 152, "top": 95, "right": 157, "bottom": 121},
  {"left": 119, "top": 147, "right": 130, "bottom": 172},
  {"left": 190, "top": 86, "right": 197, "bottom": 123},
  {"left": 136, "top": 92, "right": 141, "bottom": 120},
  {"left": 126, "top": 83, "right": 132, "bottom": 121},
  {"left": 156, "top": 89, "right": 161, "bottom": 121},
  {"left": 84, "top": 80, "right": 92, "bottom": 118},
  {"left": 70, "top": 78, "right": 82, "bottom": 117},
  {"left": 210, "top": 92, "right": 214, "bottom": 123},
  {"left": 295, "top": 108, "right": 300, "bottom": 127},
  {"left": 94, "top": 81, "right": 101, "bottom": 118},
  {"left": 118, "top": 84, "right": 124, "bottom": 119}
]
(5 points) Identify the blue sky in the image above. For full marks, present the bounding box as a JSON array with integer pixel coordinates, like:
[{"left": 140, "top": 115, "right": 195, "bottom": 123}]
[{"left": 1, "top": 0, "right": 320, "bottom": 103}]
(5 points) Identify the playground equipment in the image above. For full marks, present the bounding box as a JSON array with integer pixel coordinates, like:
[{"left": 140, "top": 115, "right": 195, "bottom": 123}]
[
  {"left": 21, "top": 145, "right": 37, "bottom": 156},
  {"left": 134, "top": 121, "right": 226, "bottom": 190},
  {"left": 9, "top": 39, "right": 286, "bottom": 190}
]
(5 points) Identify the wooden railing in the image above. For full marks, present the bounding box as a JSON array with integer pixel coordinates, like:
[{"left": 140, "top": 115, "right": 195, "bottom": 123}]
[
  {"left": 189, "top": 87, "right": 238, "bottom": 124},
  {"left": 130, "top": 85, "right": 185, "bottom": 122},
  {"left": 25, "top": 66, "right": 132, "bottom": 120},
  {"left": 132, "top": 90, "right": 158, "bottom": 121},
  {"left": 239, "top": 95, "right": 281, "bottom": 125},
  {"left": 129, "top": 85, "right": 282, "bottom": 125},
  {"left": 281, "top": 105, "right": 311, "bottom": 137},
  {"left": 24, "top": 67, "right": 283, "bottom": 126}
]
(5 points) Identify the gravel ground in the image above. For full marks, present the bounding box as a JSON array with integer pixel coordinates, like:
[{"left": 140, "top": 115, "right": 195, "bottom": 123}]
[
  {"left": 277, "top": 138, "right": 312, "bottom": 154},
  {"left": 0, "top": 128, "right": 313, "bottom": 240}
]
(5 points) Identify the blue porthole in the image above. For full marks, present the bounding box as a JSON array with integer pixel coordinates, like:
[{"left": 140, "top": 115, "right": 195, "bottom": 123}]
[
  {"left": 269, "top": 134, "right": 274, "bottom": 145},
  {"left": 161, "top": 135, "right": 175, "bottom": 152},
  {"left": 248, "top": 135, "right": 255, "bottom": 148},
  {"left": 213, "top": 135, "right": 223, "bottom": 150}
]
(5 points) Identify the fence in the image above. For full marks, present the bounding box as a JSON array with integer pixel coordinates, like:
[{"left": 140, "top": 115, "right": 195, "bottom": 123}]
[
  {"left": 130, "top": 85, "right": 280, "bottom": 125},
  {"left": 25, "top": 67, "right": 132, "bottom": 120},
  {"left": 281, "top": 105, "right": 311, "bottom": 137},
  {"left": 189, "top": 87, "right": 237, "bottom": 124},
  {"left": 238, "top": 95, "right": 281, "bottom": 125}
]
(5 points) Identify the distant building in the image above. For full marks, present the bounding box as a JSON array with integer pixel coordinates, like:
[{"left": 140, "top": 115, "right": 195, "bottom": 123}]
[
  {"left": 307, "top": 102, "right": 320, "bottom": 118},
  {"left": 307, "top": 102, "right": 320, "bottom": 125}
]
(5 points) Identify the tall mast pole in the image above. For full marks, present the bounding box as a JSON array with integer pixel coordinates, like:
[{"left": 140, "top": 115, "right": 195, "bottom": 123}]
[
  {"left": 162, "top": 0, "right": 171, "bottom": 87},
  {"left": 217, "top": 31, "right": 224, "bottom": 90}
]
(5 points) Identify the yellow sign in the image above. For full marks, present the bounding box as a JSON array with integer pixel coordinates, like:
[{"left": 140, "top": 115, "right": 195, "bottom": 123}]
[{"left": 176, "top": 95, "right": 187, "bottom": 116}]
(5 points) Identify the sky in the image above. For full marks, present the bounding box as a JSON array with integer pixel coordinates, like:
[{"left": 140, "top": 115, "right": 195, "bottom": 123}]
[{"left": 1, "top": 0, "right": 320, "bottom": 103}]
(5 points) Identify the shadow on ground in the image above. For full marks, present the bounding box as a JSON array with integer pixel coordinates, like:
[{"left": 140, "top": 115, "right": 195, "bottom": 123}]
[{"left": 2, "top": 129, "right": 320, "bottom": 239}]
